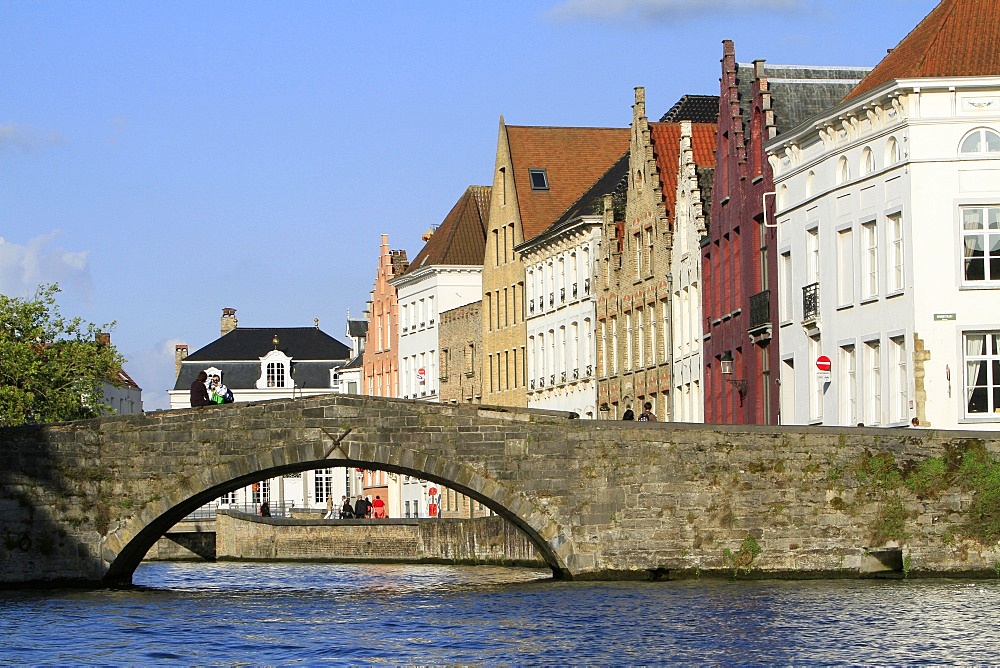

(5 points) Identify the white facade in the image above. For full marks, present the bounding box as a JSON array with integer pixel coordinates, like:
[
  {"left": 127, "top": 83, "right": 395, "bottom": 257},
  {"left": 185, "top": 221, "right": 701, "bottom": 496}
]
[
  {"left": 393, "top": 266, "right": 483, "bottom": 402},
  {"left": 769, "top": 76, "right": 1000, "bottom": 429},
  {"left": 523, "top": 222, "right": 600, "bottom": 418},
  {"left": 670, "top": 120, "right": 707, "bottom": 423}
]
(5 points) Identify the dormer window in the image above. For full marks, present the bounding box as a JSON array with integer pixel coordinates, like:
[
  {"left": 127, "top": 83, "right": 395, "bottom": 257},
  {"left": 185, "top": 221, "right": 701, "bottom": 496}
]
[
  {"left": 528, "top": 168, "right": 549, "bottom": 191},
  {"left": 257, "top": 349, "right": 293, "bottom": 389}
]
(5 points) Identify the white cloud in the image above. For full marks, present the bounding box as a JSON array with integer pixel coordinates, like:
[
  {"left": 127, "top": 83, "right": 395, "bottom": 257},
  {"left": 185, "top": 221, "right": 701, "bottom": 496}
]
[
  {"left": 123, "top": 337, "right": 187, "bottom": 412},
  {"left": 0, "top": 232, "right": 93, "bottom": 299},
  {"left": 0, "top": 124, "right": 65, "bottom": 152},
  {"left": 547, "top": 0, "right": 805, "bottom": 22}
]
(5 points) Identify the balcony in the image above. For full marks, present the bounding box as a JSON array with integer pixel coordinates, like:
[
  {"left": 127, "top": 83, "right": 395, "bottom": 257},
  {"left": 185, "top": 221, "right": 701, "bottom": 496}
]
[
  {"left": 802, "top": 282, "right": 820, "bottom": 323},
  {"left": 748, "top": 289, "right": 772, "bottom": 344}
]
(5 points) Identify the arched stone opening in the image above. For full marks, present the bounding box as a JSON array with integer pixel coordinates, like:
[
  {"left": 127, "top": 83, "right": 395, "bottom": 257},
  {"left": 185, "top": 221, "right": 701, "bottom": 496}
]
[{"left": 104, "top": 442, "right": 571, "bottom": 584}]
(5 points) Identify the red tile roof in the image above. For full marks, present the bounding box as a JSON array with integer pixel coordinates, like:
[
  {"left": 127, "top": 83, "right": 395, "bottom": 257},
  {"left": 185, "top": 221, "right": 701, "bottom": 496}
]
[
  {"left": 844, "top": 0, "right": 1000, "bottom": 102},
  {"left": 506, "top": 126, "right": 630, "bottom": 241},
  {"left": 405, "top": 185, "right": 490, "bottom": 272},
  {"left": 649, "top": 122, "right": 717, "bottom": 224}
]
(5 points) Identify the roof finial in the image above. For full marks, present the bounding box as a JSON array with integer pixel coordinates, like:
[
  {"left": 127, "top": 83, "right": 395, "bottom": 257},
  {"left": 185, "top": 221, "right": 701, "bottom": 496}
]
[
  {"left": 314, "top": 317, "right": 319, "bottom": 329},
  {"left": 272, "top": 334, "right": 279, "bottom": 349}
]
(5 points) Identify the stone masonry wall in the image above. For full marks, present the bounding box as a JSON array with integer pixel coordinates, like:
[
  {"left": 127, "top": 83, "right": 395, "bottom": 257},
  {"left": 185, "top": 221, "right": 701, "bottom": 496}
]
[
  {"left": 215, "top": 512, "right": 541, "bottom": 565},
  {"left": 2, "top": 393, "right": 1000, "bottom": 586}
]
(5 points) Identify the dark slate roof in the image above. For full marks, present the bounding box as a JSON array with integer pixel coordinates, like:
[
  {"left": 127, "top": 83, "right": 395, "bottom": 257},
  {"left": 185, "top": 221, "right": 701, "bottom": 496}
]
[
  {"left": 845, "top": 0, "right": 1000, "bottom": 102},
  {"left": 183, "top": 327, "right": 351, "bottom": 362},
  {"left": 659, "top": 95, "right": 720, "bottom": 123},
  {"left": 343, "top": 353, "right": 364, "bottom": 369},
  {"left": 403, "top": 185, "right": 490, "bottom": 274},
  {"left": 172, "top": 326, "right": 352, "bottom": 392},
  {"left": 347, "top": 319, "right": 368, "bottom": 339},
  {"left": 736, "top": 63, "right": 872, "bottom": 133},
  {"left": 525, "top": 151, "right": 629, "bottom": 247}
]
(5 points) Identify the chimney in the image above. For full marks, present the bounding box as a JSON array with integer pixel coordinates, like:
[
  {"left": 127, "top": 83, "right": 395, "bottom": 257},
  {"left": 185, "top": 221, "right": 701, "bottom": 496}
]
[
  {"left": 221, "top": 307, "right": 238, "bottom": 336},
  {"left": 175, "top": 344, "right": 188, "bottom": 378},
  {"left": 95, "top": 332, "right": 111, "bottom": 346}
]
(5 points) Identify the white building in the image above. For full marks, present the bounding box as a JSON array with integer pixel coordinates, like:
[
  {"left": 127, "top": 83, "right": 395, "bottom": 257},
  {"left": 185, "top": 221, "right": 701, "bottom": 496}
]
[
  {"left": 521, "top": 157, "right": 624, "bottom": 418},
  {"left": 670, "top": 120, "right": 715, "bottom": 423},
  {"left": 767, "top": 0, "right": 1000, "bottom": 429},
  {"left": 390, "top": 186, "right": 489, "bottom": 517},
  {"left": 169, "top": 308, "right": 356, "bottom": 513}
]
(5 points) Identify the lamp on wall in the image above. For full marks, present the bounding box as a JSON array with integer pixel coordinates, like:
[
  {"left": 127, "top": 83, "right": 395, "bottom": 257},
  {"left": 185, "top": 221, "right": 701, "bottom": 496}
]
[{"left": 720, "top": 350, "right": 748, "bottom": 400}]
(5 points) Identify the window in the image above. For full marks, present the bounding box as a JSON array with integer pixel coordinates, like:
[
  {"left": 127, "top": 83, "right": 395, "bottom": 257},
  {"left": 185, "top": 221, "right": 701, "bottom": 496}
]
[
  {"left": 646, "top": 228, "right": 654, "bottom": 276},
  {"left": 962, "top": 206, "right": 1000, "bottom": 283},
  {"left": 806, "top": 227, "right": 820, "bottom": 285},
  {"left": 837, "top": 228, "right": 855, "bottom": 305},
  {"left": 890, "top": 336, "right": 907, "bottom": 423},
  {"left": 861, "top": 220, "right": 878, "bottom": 299},
  {"left": 805, "top": 171, "right": 815, "bottom": 198},
  {"left": 964, "top": 332, "right": 1000, "bottom": 416},
  {"left": 885, "top": 137, "right": 900, "bottom": 165},
  {"left": 611, "top": 316, "right": 618, "bottom": 375},
  {"left": 637, "top": 309, "right": 645, "bottom": 368},
  {"left": 635, "top": 233, "right": 643, "bottom": 279},
  {"left": 779, "top": 252, "right": 793, "bottom": 321},
  {"left": 809, "top": 336, "right": 823, "bottom": 422},
  {"left": 837, "top": 156, "right": 850, "bottom": 184},
  {"left": 315, "top": 468, "right": 334, "bottom": 504},
  {"left": 860, "top": 147, "right": 875, "bottom": 175},
  {"left": 528, "top": 168, "right": 549, "bottom": 190},
  {"left": 888, "top": 213, "right": 904, "bottom": 292},
  {"left": 840, "top": 344, "right": 857, "bottom": 426},
  {"left": 625, "top": 313, "right": 632, "bottom": 371},
  {"left": 960, "top": 128, "right": 1000, "bottom": 155},
  {"left": 865, "top": 339, "right": 882, "bottom": 426},
  {"left": 267, "top": 361, "right": 285, "bottom": 388}
]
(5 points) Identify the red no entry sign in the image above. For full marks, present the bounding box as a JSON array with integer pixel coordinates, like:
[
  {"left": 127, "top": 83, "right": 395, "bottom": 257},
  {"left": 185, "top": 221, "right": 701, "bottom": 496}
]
[{"left": 816, "top": 355, "right": 832, "bottom": 371}]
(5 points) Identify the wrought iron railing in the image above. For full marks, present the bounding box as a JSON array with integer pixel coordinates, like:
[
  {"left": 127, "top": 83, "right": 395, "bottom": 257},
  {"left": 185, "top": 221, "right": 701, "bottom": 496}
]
[
  {"left": 748, "top": 289, "right": 771, "bottom": 331},
  {"left": 802, "top": 282, "right": 820, "bottom": 321}
]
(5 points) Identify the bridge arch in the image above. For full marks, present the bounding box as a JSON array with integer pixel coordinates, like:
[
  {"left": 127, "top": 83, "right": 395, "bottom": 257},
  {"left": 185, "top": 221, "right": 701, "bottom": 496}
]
[{"left": 104, "top": 440, "right": 570, "bottom": 583}]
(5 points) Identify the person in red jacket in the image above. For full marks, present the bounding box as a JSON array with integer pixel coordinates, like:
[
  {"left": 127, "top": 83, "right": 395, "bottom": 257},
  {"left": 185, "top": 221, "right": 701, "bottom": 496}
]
[{"left": 372, "top": 495, "right": 386, "bottom": 519}]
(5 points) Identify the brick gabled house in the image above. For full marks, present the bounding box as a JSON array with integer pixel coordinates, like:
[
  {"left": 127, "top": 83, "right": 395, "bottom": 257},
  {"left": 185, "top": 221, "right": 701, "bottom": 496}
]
[
  {"left": 596, "top": 89, "right": 717, "bottom": 420},
  {"left": 703, "top": 41, "right": 870, "bottom": 424},
  {"left": 482, "top": 119, "right": 629, "bottom": 407},
  {"left": 362, "top": 234, "right": 408, "bottom": 397}
]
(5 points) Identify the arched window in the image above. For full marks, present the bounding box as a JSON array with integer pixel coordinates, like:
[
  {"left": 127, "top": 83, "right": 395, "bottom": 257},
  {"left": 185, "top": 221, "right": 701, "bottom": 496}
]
[
  {"left": 837, "top": 156, "right": 850, "bottom": 184},
  {"left": 805, "top": 171, "right": 815, "bottom": 198},
  {"left": 960, "top": 128, "right": 1000, "bottom": 154},
  {"left": 885, "top": 137, "right": 899, "bottom": 165},
  {"left": 777, "top": 184, "right": 788, "bottom": 210},
  {"left": 861, "top": 147, "right": 875, "bottom": 175}
]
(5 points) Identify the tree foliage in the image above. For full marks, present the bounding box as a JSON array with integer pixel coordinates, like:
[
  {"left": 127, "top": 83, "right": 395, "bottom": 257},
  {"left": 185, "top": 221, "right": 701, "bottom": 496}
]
[{"left": 0, "top": 283, "right": 125, "bottom": 426}]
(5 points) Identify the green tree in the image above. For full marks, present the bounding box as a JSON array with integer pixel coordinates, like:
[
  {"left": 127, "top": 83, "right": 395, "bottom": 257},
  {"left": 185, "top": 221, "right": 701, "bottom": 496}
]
[{"left": 0, "top": 283, "right": 126, "bottom": 426}]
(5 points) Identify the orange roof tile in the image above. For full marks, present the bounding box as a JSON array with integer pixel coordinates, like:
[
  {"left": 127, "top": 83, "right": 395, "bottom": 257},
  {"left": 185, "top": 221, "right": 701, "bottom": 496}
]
[
  {"left": 506, "top": 126, "right": 630, "bottom": 241},
  {"left": 405, "top": 185, "right": 490, "bottom": 272},
  {"left": 649, "top": 122, "right": 717, "bottom": 223},
  {"left": 845, "top": 0, "right": 1000, "bottom": 102}
]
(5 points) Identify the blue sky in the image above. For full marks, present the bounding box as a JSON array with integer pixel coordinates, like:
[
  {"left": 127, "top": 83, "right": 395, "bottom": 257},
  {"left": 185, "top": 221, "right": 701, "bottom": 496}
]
[{"left": 1, "top": 0, "right": 939, "bottom": 410}]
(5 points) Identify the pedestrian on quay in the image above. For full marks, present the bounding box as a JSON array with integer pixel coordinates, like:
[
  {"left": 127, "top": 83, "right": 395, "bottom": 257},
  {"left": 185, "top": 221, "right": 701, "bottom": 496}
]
[
  {"left": 372, "top": 495, "right": 386, "bottom": 519},
  {"left": 354, "top": 495, "right": 369, "bottom": 520},
  {"left": 340, "top": 495, "right": 355, "bottom": 518},
  {"left": 638, "top": 401, "right": 656, "bottom": 422},
  {"left": 622, "top": 406, "right": 635, "bottom": 420},
  {"left": 323, "top": 495, "right": 335, "bottom": 520},
  {"left": 259, "top": 501, "right": 271, "bottom": 517},
  {"left": 190, "top": 370, "right": 212, "bottom": 407}
]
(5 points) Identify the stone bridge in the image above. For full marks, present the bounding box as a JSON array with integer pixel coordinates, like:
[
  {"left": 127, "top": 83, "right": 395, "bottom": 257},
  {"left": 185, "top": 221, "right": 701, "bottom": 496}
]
[{"left": 2, "top": 394, "right": 999, "bottom": 587}]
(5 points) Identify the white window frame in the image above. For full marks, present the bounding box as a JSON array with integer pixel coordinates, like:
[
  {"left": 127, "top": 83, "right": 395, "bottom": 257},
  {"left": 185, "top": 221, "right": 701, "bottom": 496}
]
[
  {"left": 961, "top": 206, "right": 1000, "bottom": 284},
  {"left": 861, "top": 220, "right": 879, "bottom": 300},
  {"left": 963, "top": 331, "right": 1000, "bottom": 417}
]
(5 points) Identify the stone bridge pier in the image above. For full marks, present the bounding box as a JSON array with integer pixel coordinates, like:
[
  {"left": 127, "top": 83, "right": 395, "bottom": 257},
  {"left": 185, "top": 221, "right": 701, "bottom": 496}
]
[{"left": 1, "top": 394, "right": 999, "bottom": 587}]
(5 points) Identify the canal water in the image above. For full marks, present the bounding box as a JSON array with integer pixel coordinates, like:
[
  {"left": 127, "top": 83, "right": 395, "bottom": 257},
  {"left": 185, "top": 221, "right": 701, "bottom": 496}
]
[{"left": 2, "top": 562, "right": 999, "bottom": 664}]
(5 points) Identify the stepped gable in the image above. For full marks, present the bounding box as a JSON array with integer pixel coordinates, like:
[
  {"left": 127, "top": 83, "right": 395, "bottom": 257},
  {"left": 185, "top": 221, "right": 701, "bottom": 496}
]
[
  {"left": 404, "top": 185, "right": 490, "bottom": 272},
  {"left": 659, "top": 94, "right": 720, "bottom": 123},
  {"left": 737, "top": 63, "right": 871, "bottom": 134},
  {"left": 535, "top": 151, "right": 629, "bottom": 242},
  {"left": 845, "top": 0, "right": 1000, "bottom": 102},
  {"left": 506, "top": 125, "right": 630, "bottom": 242},
  {"left": 648, "top": 121, "right": 717, "bottom": 225}
]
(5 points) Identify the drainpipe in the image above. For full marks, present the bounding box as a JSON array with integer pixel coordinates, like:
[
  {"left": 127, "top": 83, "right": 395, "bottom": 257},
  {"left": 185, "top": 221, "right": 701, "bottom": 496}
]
[{"left": 666, "top": 271, "right": 674, "bottom": 422}]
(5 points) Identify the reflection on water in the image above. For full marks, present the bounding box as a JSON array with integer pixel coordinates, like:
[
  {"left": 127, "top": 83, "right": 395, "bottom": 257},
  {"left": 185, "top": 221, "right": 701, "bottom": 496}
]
[{"left": 2, "top": 562, "right": 999, "bottom": 664}]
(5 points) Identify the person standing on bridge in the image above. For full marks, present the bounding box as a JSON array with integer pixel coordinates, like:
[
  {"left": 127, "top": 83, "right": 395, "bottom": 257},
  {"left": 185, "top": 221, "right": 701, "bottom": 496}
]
[
  {"left": 340, "top": 496, "right": 354, "bottom": 518},
  {"left": 190, "top": 371, "right": 212, "bottom": 407},
  {"left": 621, "top": 406, "right": 634, "bottom": 420},
  {"left": 372, "top": 495, "right": 386, "bottom": 519},
  {"left": 354, "top": 495, "right": 369, "bottom": 520},
  {"left": 638, "top": 402, "right": 656, "bottom": 422},
  {"left": 323, "top": 495, "right": 336, "bottom": 520}
]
